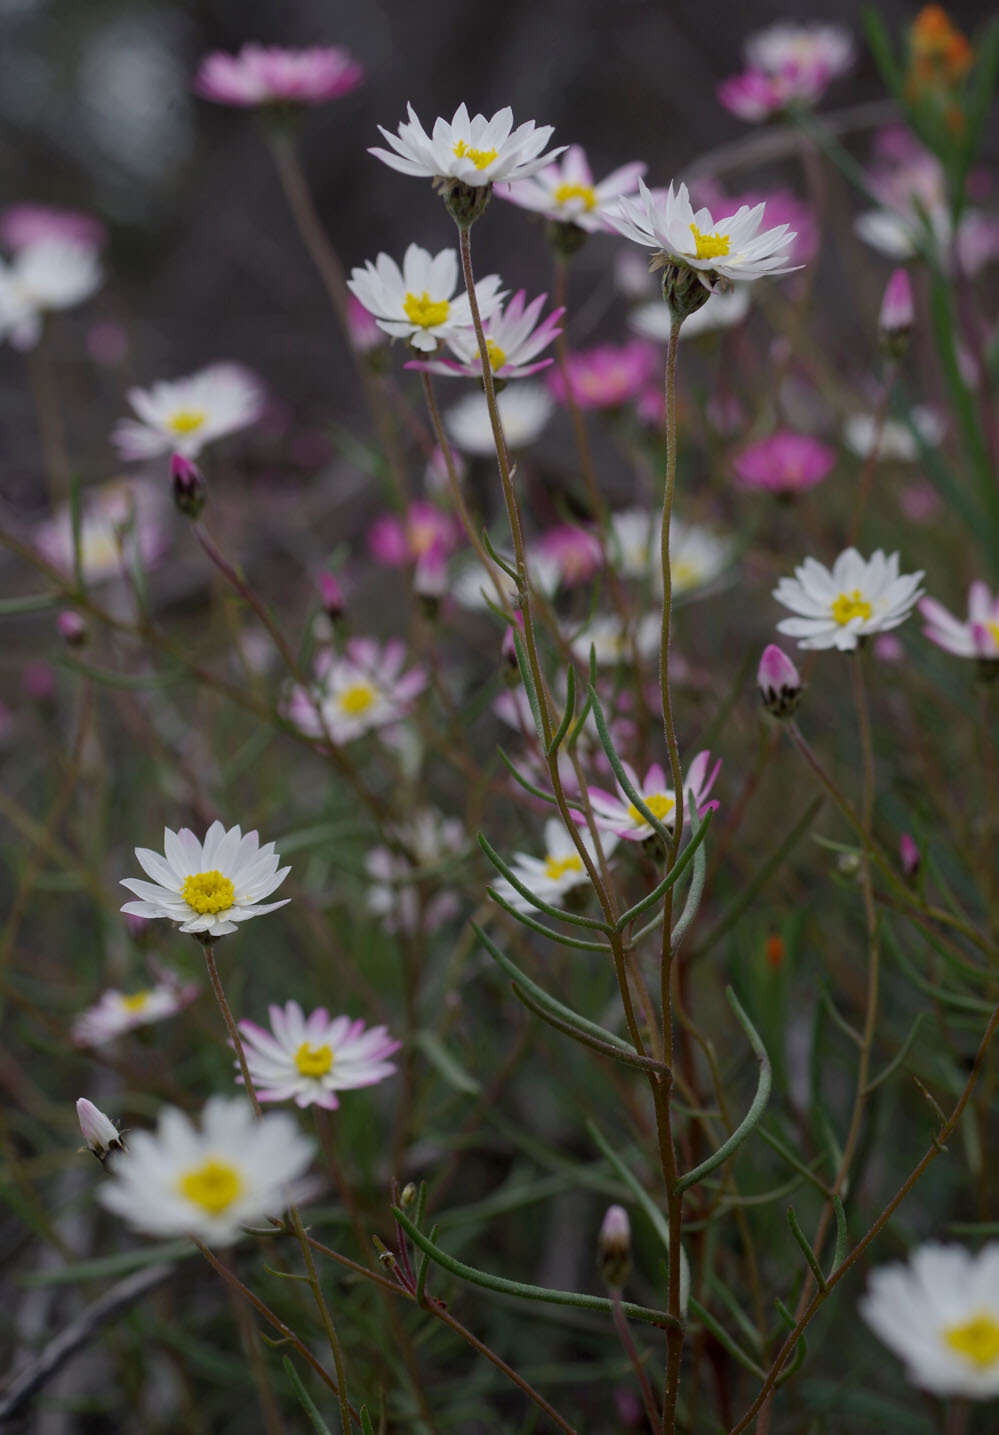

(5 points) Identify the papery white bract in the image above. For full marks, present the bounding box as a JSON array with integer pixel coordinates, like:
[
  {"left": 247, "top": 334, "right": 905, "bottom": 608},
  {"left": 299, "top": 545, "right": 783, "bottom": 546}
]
[
  {"left": 497, "top": 145, "right": 645, "bottom": 232},
  {"left": 490, "top": 818, "right": 618, "bottom": 913},
  {"left": 774, "top": 548, "right": 924, "bottom": 651},
  {"left": 238, "top": 1001, "right": 400, "bottom": 1110},
  {"left": 98, "top": 1096, "right": 314, "bottom": 1245},
  {"left": 445, "top": 382, "right": 553, "bottom": 454},
  {"left": 120, "top": 821, "right": 291, "bottom": 938},
  {"left": 73, "top": 978, "right": 197, "bottom": 1046},
  {"left": 370, "top": 103, "right": 563, "bottom": 187},
  {"left": 287, "top": 638, "right": 427, "bottom": 744},
  {"left": 347, "top": 244, "right": 503, "bottom": 353},
  {"left": 860, "top": 1243, "right": 999, "bottom": 1397},
  {"left": 920, "top": 583, "right": 999, "bottom": 660},
  {"left": 585, "top": 755, "right": 720, "bottom": 843},
  {"left": 406, "top": 289, "right": 563, "bottom": 378},
  {"left": 112, "top": 363, "right": 264, "bottom": 460},
  {"left": 608, "top": 181, "right": 799, "bottom": 284},
  {"left": 0, "top": 239, "right": 102, "bottom": 350}
]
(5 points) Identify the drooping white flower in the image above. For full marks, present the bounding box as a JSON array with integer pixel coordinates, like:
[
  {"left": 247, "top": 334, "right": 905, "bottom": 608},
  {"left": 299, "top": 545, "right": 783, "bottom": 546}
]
[
  {"left": 0, "top": 239, "right": 102, "bottom": 349},
  {"left": 445, "top": 382, "right": 553, "bottom": 454},
  {"left": 608, "top": 181, "right": 799, "bottom": 284},
  {"left": 843, "top": 407, "right": 943, "bottom": 461},
  {"left": 585, "top": 754, "right": 721, "bottom": 843},
  {"left": 287, "top": 638, "right": 427, "bottom": 744},
  {"left": 406, "top": 289, "right": 562, "bottom": 378},
  {"left": 120, "top": 821, "right": 291, "bottom": 938},
  {"left": 112, "top": 363, "right": 264, "bottom": 460},
  {"left": 497, "top": 145, "right": 645, "bottom": 232},
  {"left": 860, "top": 1243, "right": 999, "bottom": 1398},
  {"left": 73, "top": 978, "right": 197, "bottom": 1046},
  {"left": 238, "top": 1001, "right": 400, "bottom": 1110},
  {"left": 774, "top": 548, "right": 924, "bottom": 651},
  {"left": 370, "top": 103, "right": 564, "bottom": 188},
  {"left": 490, "top": 818, "right": 618, "bottom": 913},
  {"left": 97, "top": 1096, "right": 314, "bottom": 1245},
  {"left": 347, "top": 244, "right": 503, "bottom": 353},
  {"left": 629, "top": 285, "right": 751, "bottom": 342}
]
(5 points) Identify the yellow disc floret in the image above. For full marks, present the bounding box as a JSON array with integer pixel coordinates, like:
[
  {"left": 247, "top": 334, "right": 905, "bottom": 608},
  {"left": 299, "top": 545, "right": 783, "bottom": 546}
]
[
  {"left": 452, "top": 139, "right": 498, "bottom": 171},
  {"left": 295, "top": 1041, "right": 334, "bottom": 1078},
  {"left": 689, "top": 223, "right": 731, "bottom": 261},
  {"left": 121, "top": 990, "right": 151, "bottom": 1012},
  {"left": 944, "top": 1314, "right": 999, "bottom": 1368},
  {"left": 181, "top": 870, "right": 235, "bottom": 916},
  {"left": 831, "top": 589, "right": 873, "bottom": 626},
  {"left": 338, "top": 682, "right": 377, "bottom": 716},
  {"left": 485, "top": 339, "right": 507, "bottom": 371},
  {"left": 544, "top": 853, "right": 584, "bottom": 882},
  {"left": 403, "top": 291, "right": 450, "bottom": 329},
  {"left": 167, "top": 409, "right": 207, "bottom": 435},
  {"left": 178, "top": 1158, "right": 244, "bottom": 1215},
  {"left": 627, "top": 792, "right": 676, "bottom": 826},
  {"left": 553, "top": 181, "right": 598, "bottom": 212}
]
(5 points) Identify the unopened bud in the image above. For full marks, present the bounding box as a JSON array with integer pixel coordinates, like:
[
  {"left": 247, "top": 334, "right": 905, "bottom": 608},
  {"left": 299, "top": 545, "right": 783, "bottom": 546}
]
[
  {"left": 400, "top": 1182, "right": 418, "bottom": 1209},
  {"left": 318, "top": 570, "right": 345, "bottom": 622},
  {"left": 415, "top": 540, "right": 447, "bottom": 617},
  {"left": 57, "top": 610, "right": 87, "bottom": 648},
  {"left": 76, "top": 1097, "right": 123, "bottom": 1162},
  {"left": 598, "top": 1204, "right": 631, "bottom": 1290},
  {"left": 879, "top": 268, "right": 914, "bottom": 356},
  {"left": 171, "top": 453, "right": 206, "bottom": 518},
  {"left": 546, "top": 219, "right": 589, "bottom": 260},
  {"left": 899, "top": 832, "right": 920, "bottom": 879},
  {"left": 757, "top": 644, "right": 802, "bottom": 719}
]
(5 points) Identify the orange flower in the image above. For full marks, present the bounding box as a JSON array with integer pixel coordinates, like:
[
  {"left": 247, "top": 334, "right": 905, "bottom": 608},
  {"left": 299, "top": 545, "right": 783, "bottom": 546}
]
[
  {"left": 765, "top": 933, "right": 786, "bottom": 969},
  {"left": 908, "top": 6, "right": 973, "bottom": 91}
]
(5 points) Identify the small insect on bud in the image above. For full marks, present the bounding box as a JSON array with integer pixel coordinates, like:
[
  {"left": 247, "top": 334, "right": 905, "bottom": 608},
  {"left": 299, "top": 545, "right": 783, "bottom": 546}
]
[
  {"left": 598, "top": 1204, "right": 632, "bottom": 1290},
  {"left": 317, "top": 570, "right": 345, "bottom": 622},
  {"left": 879, "top": 268, "right": 914, "bottom": 357},
  {"left": 899, "top": 832, "right": 921, "bottom": 879},
  {"left": 76, "top": 1098, "right": 123, "bottom": 1163},
  {"left": 171, "top": 452, "right": 206, "bottom": 519},
  {"left": 758, "top": 644, "right": 802, "bottom": 719},
  {"left": 57, "top": 610, "right": 87, "bottom": 648}
]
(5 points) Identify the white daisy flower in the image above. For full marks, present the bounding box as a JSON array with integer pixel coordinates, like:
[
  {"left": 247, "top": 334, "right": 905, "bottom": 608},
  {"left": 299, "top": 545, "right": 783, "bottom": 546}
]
[
  {"left": 370, "top": 102, "right": 564, "bottom": 188},
  {"left": 629, "top": 285, "right": 751, "bottom": 342},
  {"left": 238, "top": 1001, "right": 400, "bottom": 1110},
  {"left": 608, "top": 180, "right": 799, "bottom": 284},
  {"left": 860, "top": 1243, "right": 999, "bottom": 1398},
  {"left": 0, "top": 238, "right": 102, "bottom": 350},
  {"left": 34, "top": 476, "right": 168, "bottom": 583},
  {"left": 347, "top": 243, "right": 503, "bottom": 354},
  {"left": 365, "top": 807, "right": 464, "bottom": 934},
  {"left": 406, "top": 288, "right": 563, "bottom": 379},
  {"left": 843, "top": 407, "right": 944, "bottom": 461},
  {"left": 287, "top": 637, "right": 427, "bottom": 744},
  {"left": 497, "top": 145, "right": 646, "bottom": 232},
  {"left": 491, "top": 818, "right": 618, "bottom": 914},
  {"left": 97, "top": 1096, "right": 314, "bottom": 1245},
  {"left": 854, "top": 202, "right": 952, "bottom": 261},
  {"left": 111, "top": 363, "right": 264, "bottom": 461},
  {"left": 585, "top": 752, "right": 721, "bottom": 843},
  {"left": 569, "top": 612, "right": 660, "bottom": 666},
  {"left": 745, "top": 22, "right": 854, "bottom": 80},
  {"left": 774, "top": 547, "right": 924, "bottom": 651},
  {"left": 445, "top": 381, "right": 553, "bottom": 454},
  {"left": 120, "top": 821, "right": 291, "bottom": 938},
  {"left": 607, "top": 509, "right": 733, "bottom": 596},
  {"left": 73, "top": 978, "right": 196, "bottom": 1046}
]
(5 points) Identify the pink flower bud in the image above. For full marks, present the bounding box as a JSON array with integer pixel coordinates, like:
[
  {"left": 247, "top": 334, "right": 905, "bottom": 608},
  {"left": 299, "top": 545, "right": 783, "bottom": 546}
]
[
  {"left": 598, "top": 1204, "right": 631, "bottom": 1289},
  {"left": 76, "top": 1097, "right": 123, "bottom": 1161},
  {"left": 899, "top": 832, "right": 920, "bottom": 879},
  {"left": 757, "top": 644, "right": 802, "bottom": 719},
  {"left": 57, "top": 610, "right": 87, "bottom": 647},
  {"left": 171, "top": 453, "right": 206, "bottom": 518},
  {"left": 879, "top": 268, "right": 914, "bottom": 335},
  {"left": 502, "top": 611, "right": 525, "bottom": 669},
  {"left": 414, "top": 540, "right": 447, "bottom": 603},
  {"left": 317, "top": 570, "right": 345, "bottom": 621}
]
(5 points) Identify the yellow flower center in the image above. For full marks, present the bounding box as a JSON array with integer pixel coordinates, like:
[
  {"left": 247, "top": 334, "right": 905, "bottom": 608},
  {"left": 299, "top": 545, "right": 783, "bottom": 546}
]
[
  {"left": 627, "top": 792, "right": 676, "bottom": 826},
  {"left": 831, "top": 589, "right": 873, "bottom": 626},
  {"left": 167, "top": 408, "right": 207, "bottom": 435},
  {"left": 120, "top": 990, "right": 151, "bottom": 1012},
  {"left": 178, "top": 1158, "right": 244, "bottom": 1215},
  {"left": 452, "top": 139, "right": 498, "bottom": 170},
  {"left": 944, "top": 1314, "right": 999, "bottom": 1368},
  {"left": 689, "top": 223, "right": 731, "bottom": 260},
  {"left": 553, "top": 181, "right": 598, "bottom": 212},
  {"left": 338, "top": 682, "right": 377, "bottom": 716},
  {"left": 544, "top": 853, "right": 584, "bottom": 882},
  {"left": 987, "top": 620, "right": 999, "bottom": 649},
  {"left": 673, "top": 559, "right": 701, "bottom": 590},
  {"left": 403, "top": 291, "right": 450, "bottom": 329},
  {"left": 181, "top": 870, "right": 235, "bottom": 915},
  {"left": 295, "top": 1041, "right": 334, "bottom": 1077},
  {"left": 485, "top": 339, "right": 507, "bottom": 371}
]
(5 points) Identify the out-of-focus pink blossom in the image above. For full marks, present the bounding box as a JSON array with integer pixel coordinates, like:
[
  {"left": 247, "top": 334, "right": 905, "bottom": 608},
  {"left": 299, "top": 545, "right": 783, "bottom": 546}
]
[
  {"left": 718, "top": 23, "right": 853, "bottom": 122},
  {"left": 899, "top": 480, "right": 942, "bottom": 524},
  {"left": 879, "top": 268, "right": 914, "bottom": 336},
  {"left": 414, "top": 540, "right": 448, "bottom": 601},
  {"left": 696, "top": 183, "right": 817, "bottom": 265},
  {"left": 549, "top": 341, "right": 655, "bottom": 410},
  {"left": 317, "top": 571, "right": 345, "bottom": 620},
  {"left": 86, "top": 322, "right": 128, "bottom": 366},
  {"left": 347, "top": 295, "right": 384, "bottom": 353},
  {"left": 195, "top": 44, "right": 364, "bottom": 107},
  {"left": 57, "top": 611, "right": 87, "bottom": 647},
  {"left": 920, "top": 582, "right": 999, "bottom": 661},
  {"left": 874, "top": 634, "right": 904, "bottom": 663},
  {"left": 733, "top": 431, "right": 836, "bottom": 496},
  {"left": 899, "top": 832, "right": 920, "bottom": 878},
  {"left": 535, "top": 525, "right": 602, "bottom": 587},
  {"left": 23, "top": 661, "right": 56, "bottom": 702},
  {"left": 0, "top": 203, "right": 106, "bottom": 253},
  {"left": 368, "top": 501, "right": 459, "bottom": 567}
]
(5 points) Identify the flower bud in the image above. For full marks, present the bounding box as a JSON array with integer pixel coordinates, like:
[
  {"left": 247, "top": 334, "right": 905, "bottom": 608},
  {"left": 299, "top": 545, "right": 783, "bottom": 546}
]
[
  {"left": 442, "top": 179, "right": 491, "bottom": 229},
  {"left": 171, "top": 452, "right": 206, "bottom": 518},
  {"left": 659, "top": 263, "right": 714, "bottom": 322},
  {"left": 546, "top": 219, "right": 589, "bottom": 260},
  {"left": 76, "top": 1097, "right": 123, "bottom": 1162},
  {"left": 415, "top": 540, "right": 447, "bottom": 618},
  {"left": 879, "top": 268, "right": 914, "bottom": 356},
  {"left": 400, "top": 1182, "right": 418, "bottom": 1209},
  {"left": 598, "top": 1204, "right": 631, "bottom": 1290},
  {"left": 57, "top": 610, "right": 87, "bottom": 648},
  {"left": 318, "top": 570, "right": 345, "bottom": 622},
  {"left": 899, "top": 832, "right": 921, "bottom": 879},
  {"left": 757, "top": 644, "right": 802, "bottom": 719}
]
